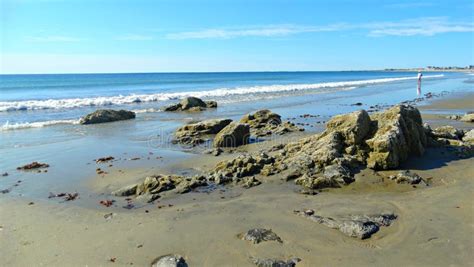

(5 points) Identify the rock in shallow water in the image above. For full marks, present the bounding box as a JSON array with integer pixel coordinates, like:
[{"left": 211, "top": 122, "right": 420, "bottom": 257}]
[
  {"left": 389, "top": 170, "right": 424, "bottom": 185},
  {"left": 151, "top": 254, "right": 187, "bottom": 267},
  {"left": 294, "top": 210, "right": 397, "bottom": 239},
  {"left": 242, "top": 228, "right": 283, "bottom": 244},
  {"left": 79, "top": 109, "right": 135, "bottom": 124},
  {"left": 164, "top": 96, "right": 217, "bottom": 112},
  {"left": 173, "top": 118, "right": 232, "bottom": 146},
  {"left": 241, "top": 109, "right": 303, "bottom": 137}
]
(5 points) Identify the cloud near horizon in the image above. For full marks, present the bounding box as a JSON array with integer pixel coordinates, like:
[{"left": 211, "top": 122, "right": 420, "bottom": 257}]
[{"left": 166, "top": 17, "right": 474, "bottom": 40}]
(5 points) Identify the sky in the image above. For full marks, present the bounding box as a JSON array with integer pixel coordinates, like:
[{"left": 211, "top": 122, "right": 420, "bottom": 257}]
[{"left": 1, "top": 0, "right": 473, "bottom": 74}]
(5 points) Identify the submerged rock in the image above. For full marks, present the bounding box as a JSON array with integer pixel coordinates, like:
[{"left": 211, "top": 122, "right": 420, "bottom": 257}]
[
  {"left": 151, "top": 254, "right": 187, "bottom": 267},
  {"left": 173, "top": 119, "right": 232, "bottom": 145},
  {"left": 242, "top": 228, "right": 283, "bottom": 244},
  {"left": 164, "top": 96, "right": 217, "bottom": 112},
  {"left": 17, "top": 161, "right": 49, "bottom": 170},
  {"left": 294, "top": 210, "right": 397, "bottom": 239},
  {"left": 79, "top": 109, "right": 135, "bottom": 124},
  {"left": 252, "top": 258, "right": 301, "bottom": 267},
  {"left": 213, "top": 122, "right": 250, "bottom": 147}
]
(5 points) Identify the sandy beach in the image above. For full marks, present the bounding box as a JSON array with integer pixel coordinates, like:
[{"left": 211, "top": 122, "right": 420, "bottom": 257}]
[{"left": 1, "top": 91, "right": 473, "bottom": 267}]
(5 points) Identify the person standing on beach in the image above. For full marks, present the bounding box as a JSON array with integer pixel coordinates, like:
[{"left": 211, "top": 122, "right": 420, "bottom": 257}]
[{"left": 417, "top": 71, "right": 423, "bottom": 95}]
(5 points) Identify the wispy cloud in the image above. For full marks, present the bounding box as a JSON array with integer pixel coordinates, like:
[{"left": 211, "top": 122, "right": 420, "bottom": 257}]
[
  {"left": 116, "top": 34, "right": 154, "bottom": 41},
  {"left": 166, "top": 24, "right": 348, "bottom": 40},
  {"left": 366, "top": 17, "right": 474, "bottom": 36},
  {"left": 385, "top": 2, "right": 435, "bottom": 8},
  {"left": 166, "top": 17, "right": 473, "bottom": 40},
  {"left": 25, "top": 35, "right": 85, "bottom": 42}
]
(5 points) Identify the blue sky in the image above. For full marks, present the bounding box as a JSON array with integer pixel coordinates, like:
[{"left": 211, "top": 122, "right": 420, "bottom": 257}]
[{"left": 1, "top": 0, "right": 473, "bottom": 74}]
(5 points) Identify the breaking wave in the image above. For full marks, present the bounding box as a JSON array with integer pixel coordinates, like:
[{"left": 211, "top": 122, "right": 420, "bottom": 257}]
[
  {"left": 0, "top": 74, "right": 444, "bottom": 112},
  {"left": 1, "top": 119, "right": 80, "bottom": 131}
]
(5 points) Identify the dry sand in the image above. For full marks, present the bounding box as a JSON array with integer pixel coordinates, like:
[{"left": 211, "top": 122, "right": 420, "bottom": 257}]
[{"left": 1, "top": 94, "right": 473, "bottom": 266}]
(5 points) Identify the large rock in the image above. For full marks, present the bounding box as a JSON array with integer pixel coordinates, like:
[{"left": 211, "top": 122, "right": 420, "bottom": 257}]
[
  {"left": 462, "top": 129, "right": 474, "bottom": 143},
  {"left": 241, "top": 228, "right": 282, "bottom": 244},
  {"left": 79, "top": 109, "right": 135, "bottom": 124},
  {"left": 173, "top": 119, "right": 232, "bottom": 145},
  {"left": 366, "top": 105, "right": 427, "bottom": 170},
  {"left": 326, "top": 110, "right": 371, "bottom": 145},
  {"left": 460, "top": 113, "right": 474, "bottom": 123},
  {"left": 164, "top": 97, "right": 217, "bottom": 112},
  {"left": 213, "top": 122, "right": 250, "bottom": 147},
  {"left": 241, "top": 109, "right": 302, "bottom": 136}
]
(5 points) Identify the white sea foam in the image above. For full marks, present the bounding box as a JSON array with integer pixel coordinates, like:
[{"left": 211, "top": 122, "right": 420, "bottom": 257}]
[
  {"left": 1, "top": 119, "right": 80, "bottom": 131},
  {"left": 0, "top": 74, "right": 444, "bottom": 112}
]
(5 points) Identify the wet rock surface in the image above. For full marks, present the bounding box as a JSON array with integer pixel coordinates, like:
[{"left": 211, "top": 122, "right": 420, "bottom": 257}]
[
  {"left": 241, "top": 109, "right": 303, "bottom": 137},
  {"left": 151, "top": 254, "right": 187, "bottom": 267},
  {"left": 173, "top": 119, "right": 232, "bottom": 146},
  {"left": 432, "top": 126, "right": 464, "bottom": 140},
  {"left": 213, "top": 122, "right": 250, "bottom": 148},
  {"left": 294, "top": 209, "right": 397, "bottom": 239},
  {"left": 252, "top": 257, "right": 301, "bottom": 267},
  {"left": 241, "top": 228, "right": 283, "bottom": 244},
  {"left": 112, "top": 175, "right": 207, "bottom": 202},
  {"left": 389, "top": 170, "right": 425, "bottom": 185},
  {"left": 79, "top": 109, "right": 135, "bottom": 124},
  {"left": 17, "top": 161, "right": 50, "bottom": 170},
  {"left": 164, "top": 96, "right": 217, "bottom": 112}
]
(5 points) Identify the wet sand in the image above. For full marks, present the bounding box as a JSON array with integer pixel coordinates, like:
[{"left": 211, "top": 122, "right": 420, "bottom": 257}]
[{"left": 1, "top": 93, "right": 473, "bottom": 266}]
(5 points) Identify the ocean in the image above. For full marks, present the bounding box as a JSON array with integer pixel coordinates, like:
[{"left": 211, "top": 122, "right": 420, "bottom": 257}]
[{"left": 0, "top": 71, "right": 472, "bottom": 200}]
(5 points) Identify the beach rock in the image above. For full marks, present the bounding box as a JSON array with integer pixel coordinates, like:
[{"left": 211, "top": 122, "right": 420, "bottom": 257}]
[
  {"left": 241, "top": 176, "right": 261, "bottom": 188},
  {"left": 446, "top": 115, "right": 461, "bottom": 120},
  {"left": 460, "top": 113, "right": 474, "bottom": 123},
  {"left": 241, "top": 109, "right": 302, "bottom": 136},
  {"left": 326, "top": 110, "right": 371, "bottom": 145},
  {"left": 79, "top": 109, "right": 135, "bottom": 124},
  {"left": 174, "top": 119, "right": 232, "bottom": 145},
  {"left": 213, "top": 122, "right": 250, "bottom": 147},
  {"left": 432, "top": 125, "right": 464, "bottom": 140},
  {"left": 462, "top": 129, "right": 474, "bottom": 143},
  {"left": 366, "top": 105, "right": 427, "bottom": 170},
  {"left": 242, "top": 228, "right": 282, "bottom": 244},
  {"left": 210, "top": 153, "right": 274, "bottom": 183},
  {"left": 164, "top": 97, "right": 218, "bottom": 112},
  {"left": 151, "top": 254, "right": 187, "bottom": 267},
  {"left": 294, "top": 210, "right": 397, "bottom": 239},
  {"left": 389, "top": 170, "right": 424, "bottom": 184},
  {"left": 252, "top": 258, "right": 301, "bottom": 267},
  {"left": 17, "top": 161, "right": 49, "bottom": 170},
  {"left": 112, "top": 174, "right": 186, "bottom": 202}
]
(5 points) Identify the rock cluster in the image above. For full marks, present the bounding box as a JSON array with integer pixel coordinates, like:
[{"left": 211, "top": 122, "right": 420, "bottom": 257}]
[
  {"left": 173, "top": 119, "right": 232, "bottom": 145},
  {"left": 446, "top": 112, "right": 474, "bottom": 123},
  {"left": 164, "top": 96, "right": 217, "bottom": 112},
  {"left": 79, "top": 109, "right": 135, "bottom": 124},
  {"left": 240, "top": 109, "right": 303, "bottom": 137},
  {"left": 294, "top": 209, "right": 397, "bottom": 239},
  {"left": 388, "top": 170, "right": 425, "bottom": 185},
  {"left": 424, "top": 124, "right": 473, "bottom": 158},
  {"left": 209, "top": 105, "right": 435, "bottom": 192}
]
